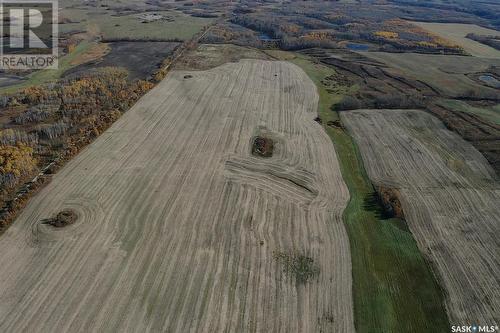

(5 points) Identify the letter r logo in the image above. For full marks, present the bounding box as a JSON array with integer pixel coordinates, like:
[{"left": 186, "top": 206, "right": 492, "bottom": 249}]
[{"left": 9, "top": 8, "right": 47, "bottom": 48}]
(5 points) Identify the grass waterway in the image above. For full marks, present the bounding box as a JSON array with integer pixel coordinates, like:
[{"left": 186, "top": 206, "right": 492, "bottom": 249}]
[{"left": 269, "top": 50, "right": 450, "bottom": 333}]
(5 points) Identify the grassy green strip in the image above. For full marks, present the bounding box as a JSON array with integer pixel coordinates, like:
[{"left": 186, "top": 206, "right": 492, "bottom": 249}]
[
  {"left": 436, "top": 98, "right": 500, "bottom": 125},
  {"left": 289, "top": 54, "right": 450, "bottom": 332},
  {"left": 0, "top": 41, "right": 94, "bottom": 95}
]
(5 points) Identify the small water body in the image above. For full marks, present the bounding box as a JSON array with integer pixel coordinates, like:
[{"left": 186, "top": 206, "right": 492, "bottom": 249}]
[
  {"left": 478, "top": 74, "right": 500, "bottom": 88},
  {"left": 345, "top": 43, "right": 370, "bottom": 51},
  {"left": 258, "top": 33, "right": 274, "bottom": 41}
]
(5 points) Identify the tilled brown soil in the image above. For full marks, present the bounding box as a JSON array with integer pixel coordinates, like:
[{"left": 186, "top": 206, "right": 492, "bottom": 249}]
[{"left": 0, "top": 60, "right": 353, "bottom": 332}]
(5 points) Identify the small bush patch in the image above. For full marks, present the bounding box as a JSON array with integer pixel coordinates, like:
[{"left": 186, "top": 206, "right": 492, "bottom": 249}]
[
  {"left": 42, "top": 209, "right": 78, "bottom": 228},
  {"left": 252, "top": 136, "right": 274, "bottom": 157},
  {"left": 274, "top": 251, "right": 320, "bottom": 284}
]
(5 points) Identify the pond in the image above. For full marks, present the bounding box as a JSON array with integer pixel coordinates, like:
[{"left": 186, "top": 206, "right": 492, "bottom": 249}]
[
  {"left": 258, "top": 32, "right": 274, "bottom": 41},
  {"left": 478, "top": 74, "right": 500, "bottom": 89},
  {"left": 345, "top": 43, "right": 370, "bottom": 51}
]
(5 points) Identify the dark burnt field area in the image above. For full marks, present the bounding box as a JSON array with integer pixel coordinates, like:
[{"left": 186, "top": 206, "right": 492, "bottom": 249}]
[{"left": 64, "top": 41, "right": 180, "bottom": 81}]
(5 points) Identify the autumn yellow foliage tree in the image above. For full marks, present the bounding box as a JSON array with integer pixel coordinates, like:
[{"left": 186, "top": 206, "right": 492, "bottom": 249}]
[
  {"left": 21, "top": 86, "right": 54, "bottom": 104},
  {"left": 417, "top": 41, "right": 438, "bottom": 48},
  {"left": 303, "top": 31, "right": 333, "bottom": 40},
  {"left": 380, "top": 19, "right": 463, "bottom": 51},
  {"left": 374, "top": 31, "right": 399, "bottom": 39},
  {"left": 0, "top": 144, "right": 37, "bottom": 188},
  {"left": 279, "top": 24, "right": 301, "bottom": 34}
]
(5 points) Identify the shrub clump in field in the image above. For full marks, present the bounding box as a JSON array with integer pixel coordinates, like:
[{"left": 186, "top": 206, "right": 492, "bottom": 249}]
[
  {"left": 252, "top": 136, "right": 274, "bottom": 158},
  {"left": 43, "top": 209, "right": 78, "bottom": 228},
  {"left": 377, "top": 186, "right": 405, "bottom": 219},
  {"left": 274, "top": 251, "right": 320, "bottom": 284}
]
